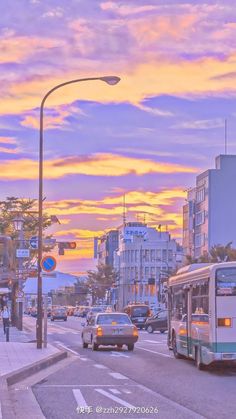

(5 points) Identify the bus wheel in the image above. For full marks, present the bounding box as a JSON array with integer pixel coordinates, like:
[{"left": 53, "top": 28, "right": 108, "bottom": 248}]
[
  {"left": 172, "top": 332, "right": 182, "bottom": 359},
  {"left": 195, "top": 347, "right": 205, "bottom": 370}
]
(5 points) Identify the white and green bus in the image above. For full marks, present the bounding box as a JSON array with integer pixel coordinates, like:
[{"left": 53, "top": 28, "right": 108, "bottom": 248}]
[{"left": 167, "top": 262, "right": 236, "bottom": 369}]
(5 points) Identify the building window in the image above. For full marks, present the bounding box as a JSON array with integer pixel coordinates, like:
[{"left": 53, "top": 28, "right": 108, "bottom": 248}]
[
  {"left": 135, "top": 250, "right": 138, "bottom": 262},
  {"left": 195, "top": 233, "right": 205, "bottom": 248},
  {"left": 131, "top": 250, "right": 134, "bottom": 262},
  {"left": 144, "top": 249, "right": 149, "bottom": 262},
  {"left": 196, "top": 188, "right": 205, "bottom": 203},
  {"left": 156, "top": 249, "right": 161, "bottom": 261},
  {"left": 162, "top": 249, "right": 167, "bottom": 261},
  {"left": 150, "top": 249, "right": 155, "bottom": 262},
  {"left": 195, "top": 211, "right": 205, "bottom": 226},
  {"left": 145, "top": 267, "right": 149, "bottom": 279},
  {"left": 168, "top": 250, "right": 173, "bottom": 261}
]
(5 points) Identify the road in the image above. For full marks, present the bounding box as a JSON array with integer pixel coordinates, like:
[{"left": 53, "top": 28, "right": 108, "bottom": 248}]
[{"left": 24, "top": 316, "right": 236, "bottom": 419}]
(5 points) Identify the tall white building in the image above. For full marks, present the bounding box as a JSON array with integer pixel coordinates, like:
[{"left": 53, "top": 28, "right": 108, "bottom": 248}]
[
  {"left": 183, "top": 155, "right": 236, "bottom": 259},
  {"left": 113, "top": 222, "right": 182, "bottom": 309}
]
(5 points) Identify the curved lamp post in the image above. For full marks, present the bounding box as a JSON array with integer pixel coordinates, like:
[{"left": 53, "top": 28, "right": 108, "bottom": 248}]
[{"left": 37, "top": 76, "right": 120, "bottom": 348}]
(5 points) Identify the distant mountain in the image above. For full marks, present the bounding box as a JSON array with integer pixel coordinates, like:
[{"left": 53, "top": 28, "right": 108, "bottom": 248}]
[{"left": 24, "top": 271, "right": 81, "bottom": 294}]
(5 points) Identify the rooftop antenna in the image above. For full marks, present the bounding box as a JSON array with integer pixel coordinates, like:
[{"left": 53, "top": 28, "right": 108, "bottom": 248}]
[
  {"left": 123, "top": 194, "right": 126, "bottom": 226},
  {"left": 143, "top": 213, "right": 146, "bottom": 224},
  {"left": 225, "top": 118, "right": 228, "bottom": 155}
]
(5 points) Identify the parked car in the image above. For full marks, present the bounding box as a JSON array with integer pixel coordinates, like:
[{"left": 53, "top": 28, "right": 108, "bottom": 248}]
[
  {"left": 145, "top": 310, "right": 168, "bottom": 333},
  {"left": 123, "top": 304, "right": 151, "bottom": 329},
  {"left": 51, "top": 308, "right": 67, "bottom": 321},
  {"left": 81, "top": 312, "right": 139, "bottom": 351}
]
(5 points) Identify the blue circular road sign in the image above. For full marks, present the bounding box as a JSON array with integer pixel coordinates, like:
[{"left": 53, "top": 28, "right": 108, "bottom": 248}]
[{"left": 41, "top": 256, "right": 57, "bottom": 272}]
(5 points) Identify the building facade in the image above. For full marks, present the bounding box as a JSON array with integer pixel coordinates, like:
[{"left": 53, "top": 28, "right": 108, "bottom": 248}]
[
  {"left": 96, "top": 230, "right": 119, "bottom": 267},
  {"left": 114, "top": 222, "right": 183, "bottom": 309},
  {"left": 183, "top": 155, "right": 236, "bottom": 259}
]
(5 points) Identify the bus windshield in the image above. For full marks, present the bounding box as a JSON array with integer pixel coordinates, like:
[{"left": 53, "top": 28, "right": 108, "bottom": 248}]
[{"left": 216, "top": 268, "right": 236, "bottom": 296}]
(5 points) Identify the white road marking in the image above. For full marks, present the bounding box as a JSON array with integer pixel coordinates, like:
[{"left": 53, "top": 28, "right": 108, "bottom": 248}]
[
  {"left": 109, "top": 388, "right": 121, "bottom": 394},
  {"left": 80, "top": 358, "right": 88, "bottom": 361},
  {"left": 94, "top": 364, "right": 107, "bottom": 369},
  {"left": 73, "top": 389, "right": 88, "bottom": 408},
  {"left": 54, "top": 342, "right": 79, "bottom": 356},
  {"left": 122, "top": 389, "right": 132, "bottom": 394},
  {"left": 109, "top": 372, "right": 128, "bottom": 380},
  {"left": 137, "top": 346, "right": 172, "bottom": 358},
  {"left": 95, "top": 389, "right": 135, "bottom": 408},
  {"left": 0, "top": 402, "right": 2, "bottom": 419},
  {"left": 110, "top": 351, "right": 130, "bottom": 358}
]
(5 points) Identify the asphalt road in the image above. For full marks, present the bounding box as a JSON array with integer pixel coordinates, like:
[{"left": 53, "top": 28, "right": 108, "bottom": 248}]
[{"left": 24, "top": 316, "right": 236, "bottom": 419}]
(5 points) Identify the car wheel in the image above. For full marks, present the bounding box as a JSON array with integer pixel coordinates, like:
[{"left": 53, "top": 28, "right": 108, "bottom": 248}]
[
  {"left": 127, "top": 344, "right": 134, "bottom": 351},
  {"left": 92, "top": 342, "right": 99, "bottom": 351},
  {"left": 147, "top": 325, "right": 153, "bottom": 334},
  {"left": 172, "top": 332, "right": 183, "bottom": 359},
  {"left": 64, "top": 319, "right": 67, "bottom": 321},
  {"left": 160, "top": 330, "right": 166, "bottom": 334},
  {"left": 117, "top": 344, "right": 123, "bottom": 349},
  {"left": 51, "top": 318, "right": 54, "bottom": 321},
  {"left": 195, "top": 346, "right": 205, "bottom": 370}
]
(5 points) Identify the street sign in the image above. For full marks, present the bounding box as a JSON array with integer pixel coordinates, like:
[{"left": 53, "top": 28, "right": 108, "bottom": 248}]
[
  {"left": 16, "top": 290, "right": 24, "bottom": 298},
  {"left": 16, "top": 249, "right": 30, "bottom": 258},
  {"left": 16, "top": 297, "right": 24, "bottom": 303},
  {"left": 30, "top": 236, "right": 38, "bottom": 249},
  {"left": 41, "top": 256, "right": 57, "bottom": 272},
  {"left": 42, "top": 272, "right": 57, "bottom": 277}
]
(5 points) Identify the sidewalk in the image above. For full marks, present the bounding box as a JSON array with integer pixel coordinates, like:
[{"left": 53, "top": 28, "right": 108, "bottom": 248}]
[{"left": 0, "top": 319, "right": 67, "bottom": 418}]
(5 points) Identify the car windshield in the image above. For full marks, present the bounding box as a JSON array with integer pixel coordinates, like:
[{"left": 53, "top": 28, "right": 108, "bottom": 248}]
[
  {"left": 97, "top": 314, "right": 131, "bottom": 325},
  {"left": 132, "top": 307, "right": 149, "bottom": 316}
]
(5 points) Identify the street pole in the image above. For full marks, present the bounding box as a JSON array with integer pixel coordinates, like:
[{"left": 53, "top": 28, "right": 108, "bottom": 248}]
[
  {"left": 18, "top": 226, "right": 24, "bottom": 331},
  {"left": 43, "top": 295, "right": 48, "bottom": 348},
  {"left": 37, "top": 75, "right": 120, "bottom": 349}
]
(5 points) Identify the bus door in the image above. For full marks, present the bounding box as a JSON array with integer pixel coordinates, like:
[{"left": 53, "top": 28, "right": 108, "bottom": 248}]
[
  {"left": 215, "top": 267, "right": 236, "bottom": 355},
  {"left": 186, "top": 286, "right": 193, "bottom": 357}
]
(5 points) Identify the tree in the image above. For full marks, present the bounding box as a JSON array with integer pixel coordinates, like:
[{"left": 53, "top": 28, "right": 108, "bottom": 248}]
[
  {"left": 185, "top": 242, "right": 236, "bottom": 265},
  {"left": 87, "top": 264, "right": 118, "bottom": 304},
  {"left": 0, "top": 197, "right": 52, "bottom": 240}
]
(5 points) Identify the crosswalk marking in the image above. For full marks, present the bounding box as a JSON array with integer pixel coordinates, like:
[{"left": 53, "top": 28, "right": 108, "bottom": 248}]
[
  {"left": 73, "top": 389, "right": 88, "bottom": 408},
  {"left": 95, "top": 388, "right": 135, "bottom": 408},
  {"left": 109, "top": 372, "right": 127, "bottom": 380},
  {"left": 122, "top": 389, "right": 132, "bottom": 394},
  {"left": 143, "top": 340, "right": 166, "bottom": 344}
]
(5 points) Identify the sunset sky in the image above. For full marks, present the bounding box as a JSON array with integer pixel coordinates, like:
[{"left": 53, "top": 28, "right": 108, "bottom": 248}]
[{"left": 1, "top": 0, "right": 236, "bottom": 274}]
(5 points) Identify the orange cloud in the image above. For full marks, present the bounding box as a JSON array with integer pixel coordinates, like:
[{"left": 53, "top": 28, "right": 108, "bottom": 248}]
[
  {"left": 0, "top": 154, "right": 197, "bottom": 180},
  {"left": 0, "top": 34, "right": 63, "bottom": 64}
]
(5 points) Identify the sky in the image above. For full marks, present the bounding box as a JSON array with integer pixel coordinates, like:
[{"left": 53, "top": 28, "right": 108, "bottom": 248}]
[{"left": 1, "top": 0, "right": 236, "bottom": 275}]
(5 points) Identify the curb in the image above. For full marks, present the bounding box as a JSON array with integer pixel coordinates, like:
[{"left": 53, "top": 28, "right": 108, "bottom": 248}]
[{"left": 0, "top": 350, "right": 67, "bottom": 419}]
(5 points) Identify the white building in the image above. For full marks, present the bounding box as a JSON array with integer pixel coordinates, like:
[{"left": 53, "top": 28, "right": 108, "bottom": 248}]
[
  {"left": 113, "top": 222, "right": 182, "bottom": 309},
  {"left": 183, "top": 155, "right": 236, "bottom": 259}
]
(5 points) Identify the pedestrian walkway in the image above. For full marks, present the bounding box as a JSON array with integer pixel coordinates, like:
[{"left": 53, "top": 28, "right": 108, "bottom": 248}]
[{"left": 0, "top": 320, "right": 61, "bottom": 377}]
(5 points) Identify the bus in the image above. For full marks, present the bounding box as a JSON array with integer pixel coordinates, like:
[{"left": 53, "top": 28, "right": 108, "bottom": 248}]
[{"left": 167, "top": 262, "right": 236, "bottom": 369}]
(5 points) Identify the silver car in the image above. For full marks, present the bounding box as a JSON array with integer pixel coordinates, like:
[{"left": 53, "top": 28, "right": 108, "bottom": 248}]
[{"left": 81, "top": 312, "right": 139, "bottom": 351}]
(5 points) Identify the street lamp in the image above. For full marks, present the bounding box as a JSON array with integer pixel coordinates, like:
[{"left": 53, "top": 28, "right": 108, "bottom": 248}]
[
  {"left": 13, "top": 215, "right": 24, "bottom": 232},
  {"left": 37, "top": 75, "right": 120, "bottom": 348}
]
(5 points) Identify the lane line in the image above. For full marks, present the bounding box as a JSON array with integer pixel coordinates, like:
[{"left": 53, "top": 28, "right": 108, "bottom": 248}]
[
  {"left": 95, "top": 388, "right": 135, "bottom": 408},
  {"left": 143, "top": 340, "right": 167, "bottom": 344},
  {"left": 109, "top": 389, "right": 121, "bottom": 395},
  {"left": 109, "top": 372, "right": 128, "bottom": 380},
  {"left": 94, "top": 364, "right": 107, "bottom": 369},
  {"left": 73, "top": 389, "right": 88, "bottom": 408},
  {"left": 137, "top": 346, "right": 172, "bottom": 358},
  {"left": 122, "top": 389, "right": 132, "bottom": 394},
  {"left": 0, "top": 402, "right": 2, "bottom": 419}
]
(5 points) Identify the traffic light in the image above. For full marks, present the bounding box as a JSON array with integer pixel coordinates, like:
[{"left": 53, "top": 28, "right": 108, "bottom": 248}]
[{"left": 58, "top": 242, "right": 76, "bottom": 255}]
